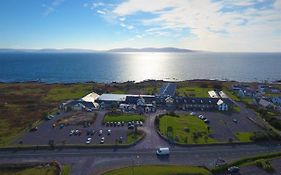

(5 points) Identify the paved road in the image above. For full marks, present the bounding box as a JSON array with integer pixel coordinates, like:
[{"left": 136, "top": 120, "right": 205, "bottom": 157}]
[{"left": 1, "top": 143, "right": 281, "bottom": 175}]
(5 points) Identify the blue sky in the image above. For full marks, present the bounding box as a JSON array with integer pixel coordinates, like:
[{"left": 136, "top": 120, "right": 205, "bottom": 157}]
[{"left": 0, "top": 0, "right": 280, "bottom": 51}]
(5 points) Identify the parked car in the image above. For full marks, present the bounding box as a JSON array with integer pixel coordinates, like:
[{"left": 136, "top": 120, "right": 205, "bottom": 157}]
[
  {"left": 98, "top": 129, "right": 103, "bottom": 136},
  {"left": 30, "top": 127, "right": 38, "bottom": 132},
  {"left": 107, "top": 129, "right": 111, "bottom": 135},
  {"left": 233, "top": 119, "right": 238, "bottom": 123},
  {"left": 110, "top": 122, "right": 113, "bottom": 126},
  {"left": 59, "top": 124, "right": 65, "bottom": 129},
  {"left": 117, "top": 122, "right": 121, "bottom": 126},
  {"left": 86, "top": 137, "right": 92, "bottom": 144},
  {"left": 128, "top": 125, "right": 135, "bottom": 130},
  {"left": 227, "top": 166, "right": 240, "bottom": 173},
  {"left": 121, "top": 121, "right": 125, "bottom": 126},
  {"left": 190, "top": 112, "right": 196, "bottom": 115},
  {"left": 204, "top": 119, "right": 210, "bottom": 124},
  {"left": 100, "top": 137, "right": 105, "bottom": 144},
  {"left": 119, "top": 136, "right": 123, "bottom": 143},
  {"left": 139, "top": 121, "right": 143, "bottom": 126},
  {"left": 69, "top": 129, "right": 75, "bottom": 136}
]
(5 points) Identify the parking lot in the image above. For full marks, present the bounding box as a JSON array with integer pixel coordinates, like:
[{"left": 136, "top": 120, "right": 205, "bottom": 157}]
[
  {"left": 15, "top": 111, "right": 143, "bottom": 145},
  {"left": 177, "top": 107, "right": 264, "bottom": 142}
]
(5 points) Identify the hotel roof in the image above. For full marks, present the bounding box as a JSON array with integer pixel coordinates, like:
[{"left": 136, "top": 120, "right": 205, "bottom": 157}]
[{"left": 98, "top": 94, "right": 155, "bottom": 102}]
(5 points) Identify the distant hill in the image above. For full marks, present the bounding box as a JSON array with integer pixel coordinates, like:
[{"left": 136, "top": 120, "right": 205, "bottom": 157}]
[
  {"left": 0, "top": 48, "right": 98, "bottom": 53},
  {"left": 0, "top": 47, "right": 194, "bottom": 53},
  {"left": 108, "top": 47, "right": 194, "bottom": 53}
]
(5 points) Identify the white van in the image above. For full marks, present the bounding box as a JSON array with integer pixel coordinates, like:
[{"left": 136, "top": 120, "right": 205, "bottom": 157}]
[{"left": 156, "top": 147, "right": 170, "bottom": 156}]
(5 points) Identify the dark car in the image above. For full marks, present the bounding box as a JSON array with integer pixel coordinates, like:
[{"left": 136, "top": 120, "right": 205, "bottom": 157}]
[
  {"left": 29, "top": 127, "right": 38, "bottom": 132},
  {"left": 227, "top": 166, "right": 240, "bottom": 173},
  {"left": 128, "top": 125, "right": 135, "bottom": 130}
]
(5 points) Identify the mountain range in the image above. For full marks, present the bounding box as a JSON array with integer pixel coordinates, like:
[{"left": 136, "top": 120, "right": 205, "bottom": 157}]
[{"left": 0, "top": 47, "right": 194, "bottom": 53}]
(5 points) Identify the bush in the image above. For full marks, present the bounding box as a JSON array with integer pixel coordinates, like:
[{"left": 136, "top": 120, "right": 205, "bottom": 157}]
[{"left": 255, "top": 159, "right": 274, "bottom": 173}]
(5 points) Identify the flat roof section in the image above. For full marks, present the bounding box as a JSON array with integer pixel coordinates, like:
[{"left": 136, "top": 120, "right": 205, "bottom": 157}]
[{"left": 98, "top": 94, "right": 155, "bottom": 102}]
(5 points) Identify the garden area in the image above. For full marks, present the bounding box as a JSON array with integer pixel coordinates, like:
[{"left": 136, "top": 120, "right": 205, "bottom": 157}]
[
  {"left": 102, "top": 165, "right": 212, "bottom": 175},
  {"left": 176, "top": 87, "right": 212, "bottom": 98},
  {"left": 157, "top": 114, "right": 217, "bottom": 144},
  {"left": 104, "top": 113, "right": 145, "bottom": 123}
]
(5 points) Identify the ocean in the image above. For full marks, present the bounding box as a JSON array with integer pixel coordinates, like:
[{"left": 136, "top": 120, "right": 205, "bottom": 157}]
[{"left": 0, "top": 52, "right": 280, "bottom": 83}]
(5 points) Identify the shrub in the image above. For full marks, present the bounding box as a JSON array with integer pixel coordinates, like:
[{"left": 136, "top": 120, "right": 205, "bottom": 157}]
[{"left": 255, "top": 159, "right": 275, "bottom": 173}]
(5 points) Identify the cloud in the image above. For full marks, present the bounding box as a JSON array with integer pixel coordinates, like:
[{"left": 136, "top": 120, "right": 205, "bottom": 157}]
[
  {"left": 97, "top": 10, "right": 106, "bottom": 15},
  {"left": 120, "top": 23, "right": 134, "bottom": 30},
  {"left": 108, "top": 0, "right": 281, "bottom": 51},
  {"left": 43, "top": 0, "right": 65, "bottom": 16}
]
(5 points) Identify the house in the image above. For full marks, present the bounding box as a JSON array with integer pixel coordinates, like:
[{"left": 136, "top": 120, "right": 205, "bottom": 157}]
[
  {"left": 270, "top": 88, "right": 280, "bottom": 94},
  {"left": 175, "top": 97, "right": 232, "bottom": 111},
  {"left": 217, "top": 99, "right": 228, "bottom": 111},
  {"left": 96, "top": 94, "right": 155, "bottom": 109},
  {"left": 124, "top": 95, "right": 156, "bottom": 112},
  {"left": 258, "top": 98, "right": 274, "bottom": 109},
  {"left": 272, "top": 97, "right": 281, "bottom": 106},
  {"left": 258, "top": 85, "right": 269, "bottom": 93},
  {"left": 208, "top": 90, "right": 219, "bottom": 98},
  {"left": 60, "top": 100, "right": 98, "bottom": 112}
]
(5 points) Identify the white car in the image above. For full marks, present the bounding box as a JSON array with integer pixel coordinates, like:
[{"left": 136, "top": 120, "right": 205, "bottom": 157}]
[
  {"left": 100, "top": 137, "right": 105, "bottom": 144},
  {"left": 98, "top": 129, "right": 103, "bottom": 136},
  {"left": 86, "top": 137, "right": 92, "bottom": 144},
  {"left": 107, "top": 129, "right": 111, "bottom": 135},
  {"left": 69, "top": 129, "right": 75, "bottom": 136},
  {"left": 190, "top": 112, "right": 196, "bottom": 115}
]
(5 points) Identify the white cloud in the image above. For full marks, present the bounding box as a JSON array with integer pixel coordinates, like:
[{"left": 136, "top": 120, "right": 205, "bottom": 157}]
[
  {"left": 110, "top": 0, "right": 281, "bottom": 51},
  {"left": 97, "top": 10, "right": 106, "bottom": 15},
  {"left": 43, "top": 0, "right": 65, "bottom": 16},
  {"left": 120, "top": 23, "right": 134, "bottom": 30}
]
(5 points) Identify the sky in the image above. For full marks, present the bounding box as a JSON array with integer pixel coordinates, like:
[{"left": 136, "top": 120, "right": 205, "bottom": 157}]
[{"left": 0, "top": 0, "right": 280, "bottom": 52}]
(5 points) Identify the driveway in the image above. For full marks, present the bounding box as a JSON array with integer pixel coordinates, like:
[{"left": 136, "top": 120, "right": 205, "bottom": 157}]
[{"left": 132, "top": 110, "right": 169, "bottom": 150}]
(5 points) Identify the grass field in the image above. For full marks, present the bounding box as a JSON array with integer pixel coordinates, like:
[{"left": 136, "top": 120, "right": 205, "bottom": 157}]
[
  {"left": 44, "top": 84, "right": 92, "bottom": 102},
  {"left": 61, "top": 165, "right": 71, "bottom": 175},
  {"left": 235, "top": 132, "right": 254, "bottom": 142},
  {"left": 104, "top": 114, "right": 145, "bottom": 123},
  {"left": 0, "top": 166, "right": 58, "bottom": 175},
  {"left": 223, "top": 89, "right": 240, "bottom": 101},
  {"left": 110, "top": 90, "right": 127, "bottom": 94},
  {"left": 176, "top": 87, "right": 212, "bottom": 98},
  {"left": 102, "top": 165, "right": 212, "bottom": 175},
  {"left": 127, "top": 132, "right": 143, "bottom": 144},
  {"left": 0, "top": 83, "right": 93, "bottom": 146},
  {"left": 159, "top": 115, "right": 216, "bottom": 144}
]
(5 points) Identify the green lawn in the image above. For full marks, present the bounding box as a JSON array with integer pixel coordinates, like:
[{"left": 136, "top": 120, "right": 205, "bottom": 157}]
[
  {"left": 223, "top": 89, "right": 240, "bottom": 101},
  {"left": 127, "top": 132, "right": 143, "bottom": 144},
  {"left": 235, "top": 132, "right": 254, "bottom": 142},
  {"left": 232, "top": 106, "right": 241, "bottom": 113},
  {"left": 61, "top": 165, "right": 71, "bottom": 175},
  {"left": 111, "top": 90, "right": 127, "bottom": 94},
  {"left": 159, "top": 115, "right": 216, "bottom": 144},
  {"left": 44, "top": 84, "right": 92, "bottom": 102},
  {"left": 241, "top": 97, "right": 253, "bottom": 105},
  {"left": 176, "top": 87, "right": 212, "bottom": 98},
  {"left": 104, "top": 114, "right": 145, "bottom": 123},
  {"left": 0, "top": 166, "right": 58, "bottom": 175},
  {"left": 144, "top": 87, "right": 159, "bottom": 95},
  {"left": 102, "top": 165, "right": 212, "bottom": 175}
]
